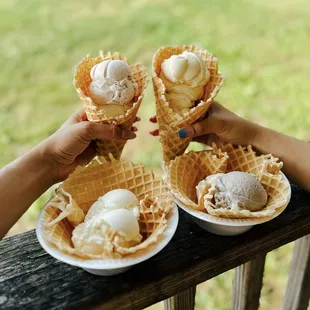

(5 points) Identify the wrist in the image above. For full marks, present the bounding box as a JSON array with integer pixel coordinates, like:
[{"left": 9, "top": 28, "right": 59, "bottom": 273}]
[
  {"left": 249, "top": 122, "right": 267, "bottom": 150},
  {"left": 33, "top": 140, "right": 60, "bottom": 186}
]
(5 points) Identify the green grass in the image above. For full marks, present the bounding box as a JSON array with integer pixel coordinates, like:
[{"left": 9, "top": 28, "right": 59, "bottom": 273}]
[{"left": 1, "top": 0, "right": 310, "bottom": 309}]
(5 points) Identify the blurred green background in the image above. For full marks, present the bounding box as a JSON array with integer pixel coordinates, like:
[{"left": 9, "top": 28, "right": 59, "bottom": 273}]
[{"left": 1, "top": 0, "right": 309, "bottom": 309}]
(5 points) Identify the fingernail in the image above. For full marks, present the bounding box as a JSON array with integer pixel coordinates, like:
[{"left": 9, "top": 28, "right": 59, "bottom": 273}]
[
  {"left": 178, "top": 129, "right": 188, "bottom": 139},
  {"left": 149, "top": 116, "right": 157, "bottom": 123},
  {"left": 122, "top": 130, "right": 136, "bottom": 139},
  {"left": 150, "top": 129, "right": 159, "bottom": 136}
]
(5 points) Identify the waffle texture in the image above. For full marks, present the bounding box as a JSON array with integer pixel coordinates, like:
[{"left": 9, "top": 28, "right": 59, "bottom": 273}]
[
  {"left": 42, "top": 156, "right": 173, "bottom": 259},
  {"left": 152, "top": 45, "right": 224, "bottom": 164},
  {"left": 74, "top": 51, "right": 148, "bottom": 160},
  {"left": 166, "top": 144, "right": 291, "bottom": 219}
]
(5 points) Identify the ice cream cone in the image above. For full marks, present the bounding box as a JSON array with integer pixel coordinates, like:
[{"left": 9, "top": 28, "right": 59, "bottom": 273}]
[
  {"left": 74, "top": 51, "right": 148, "bottom": 160},
  {"left": 41, "top": 155, "right": 174, "bottom": 259},
  {"left": 152, "top": 45, "right": 224, "bottom": 165},
  {"left": 166, "top": 144, "right": 291, "bottom": 219},
  {"left": 166, "top": 149, "right": 229, "bottom": 211}
]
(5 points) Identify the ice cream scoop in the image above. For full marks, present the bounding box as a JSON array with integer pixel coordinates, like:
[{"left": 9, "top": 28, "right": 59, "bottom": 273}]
[
  {"left": 161, "top": 51, "right": 210, "bottom": 87},
  {"left": 72, "top": 208, "right": 141, "bottom": 255},
  {"left": 88, "top": 60, "right": 138, "bottom": 116},
  {"left": 85, "top": 189, "right": 139, "bottom": 222},
  {"left": 160, "top": 72, "right": 204, "bottom": 114},
  {"left": 196, "top": 172, "right": 268, "bottom": 212},
  {"left": 90, "top": 60, "right": 132, "bottom": 81},
  {"left": 72, "top": 217, "right": 113, "bottom": 255},
  {"left": 160, "top": 51, "right": 210, "bottom": 115},
  {"left": 101, "top": 209, "right": 140, "bottom": 241},
  {"left": 88, "top": 77, "right": 136, "bottom": 105}
]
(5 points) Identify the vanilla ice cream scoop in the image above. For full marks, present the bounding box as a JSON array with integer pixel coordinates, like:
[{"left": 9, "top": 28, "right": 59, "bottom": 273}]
[
  {"left": 196, "top": 172, "right": 268, "bottom": 212},
  {"left": 160, "top": 51, "right": 210, "bottom": 115},
  {"left": 72, "top": 216, "right": 114, "bottom": 255},
  {"left": 160, "top": 72, "right": 204, "bottom": 113},
  {"left": 72, "top": 208, "right": 141, "bottom": 255},
  {"left": 90, "top": 60, "right": 132, "bottom": 81},
  {"left": 161, "top": 51, "right": 210, "bottom": 87},
  {"left": 85, "top": 189, "right": 139, "bottom": 222},
  {"left": 101, "top": 209, "right": 140, "bottom": 241},
  {"left": 88, "top": 60, "right": 138, "bottom": 116}
]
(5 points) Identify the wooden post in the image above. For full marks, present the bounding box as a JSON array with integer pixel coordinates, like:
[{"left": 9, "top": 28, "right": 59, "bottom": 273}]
[
  {"left": 164, "top": 286, "right": 196, "bottom": 310},
  {"left": 231, "top": 253, "right": 266, "bottom": 310},
  {"left": 283, "top": 235, "right": 310, "bottom": 310}
]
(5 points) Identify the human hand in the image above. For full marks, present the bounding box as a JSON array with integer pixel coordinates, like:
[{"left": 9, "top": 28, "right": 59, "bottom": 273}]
[
  {"left": 41, "top": 110, "right": 137, "bottom": 182},
  {"left": 150, "top": 102, "right": 260, "bottom": 146}
]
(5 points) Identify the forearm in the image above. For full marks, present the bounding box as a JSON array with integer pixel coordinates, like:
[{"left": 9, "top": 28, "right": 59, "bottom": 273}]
[
  {"left": 252, "top": 125, "right": 310, "bottom": 191},
  {"left": 0, "top": 145, "right": 54, "bottom": 238}
]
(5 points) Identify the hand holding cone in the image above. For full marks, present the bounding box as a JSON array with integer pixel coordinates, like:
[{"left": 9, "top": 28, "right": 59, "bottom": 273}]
[
  {"left": 74, "top": 51, "right": 148, "bottom": 160},
  {"left": 152, "top": 45, "right": 224, "bottom": 165}
]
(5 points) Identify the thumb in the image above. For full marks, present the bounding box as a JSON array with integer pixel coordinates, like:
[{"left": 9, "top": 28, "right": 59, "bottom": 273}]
[
  {"left": 178, "top": 116, "right": 218, "bottom": 139},
  {"left": 57, "top": 122, "right": 136, "bottom": 160},
  {"left": 74, "top": 122, "right": 136, "bottom": 142}
]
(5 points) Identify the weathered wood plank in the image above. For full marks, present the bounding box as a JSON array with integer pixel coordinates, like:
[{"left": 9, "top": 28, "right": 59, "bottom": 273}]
[
  {"left": 283, "top": 235, "right": 310, "bottom": 310},
  {"left": 0, "top": 184, "right": 309, "bottom": 310},
  {"left": 231, "top": 254, "right": 266, "bottom": 310},
  {"left": 164, "top": 287, "right": 196, "bottom": 310}
]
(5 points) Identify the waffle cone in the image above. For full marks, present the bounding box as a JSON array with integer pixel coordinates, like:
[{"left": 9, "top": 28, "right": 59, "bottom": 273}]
[
  {"left": 74, "top": 51, "right": 148, "bottom": 160},
  {"left": 166, "top": 144, "right": 291, "bottom": 220},
  {"left": 42, "top": 156, "right": 173, "bottom": 259},
  {"left": 152, "top": 45, "right": 224, "bottom": 164}
]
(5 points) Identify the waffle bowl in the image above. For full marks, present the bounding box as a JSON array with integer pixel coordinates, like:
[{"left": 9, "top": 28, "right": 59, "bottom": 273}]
[
  {"left": 152, "top": 45, "right": 224, "bottom": 165},
  {"left": 36, "top": 156, "right": 178, "bottom": 276},
  {"left": 165, "top": 144, "right": 291, "bottom": 236},
  {"left": 74, "top": 51, "right": 148, "bottom": 160}
]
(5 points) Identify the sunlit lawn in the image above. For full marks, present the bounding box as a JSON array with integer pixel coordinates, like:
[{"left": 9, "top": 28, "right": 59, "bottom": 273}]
[{"left": 1, "top": 0, "right": 310, "bottom": 309}]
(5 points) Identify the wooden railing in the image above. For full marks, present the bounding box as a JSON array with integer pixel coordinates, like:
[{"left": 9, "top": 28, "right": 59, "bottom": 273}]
[{"left": 0, "top": 183, "right": 309, "bottom": 310}]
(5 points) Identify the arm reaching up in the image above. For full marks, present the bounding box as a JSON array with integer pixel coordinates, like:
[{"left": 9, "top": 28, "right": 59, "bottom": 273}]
[
  {"left": 150, "top": 102, "right": 310, "bottom": 191},
  {"left": 0, "top": 110, "right": 136, "bottom": 239},
  {"left": 178, "top": 102, "right": 310, "bottom": 191}
]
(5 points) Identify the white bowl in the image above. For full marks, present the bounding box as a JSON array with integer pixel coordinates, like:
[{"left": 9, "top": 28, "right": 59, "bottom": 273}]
[
  {"left": 175, "top": 172, "right": 291, "bottom": 236},
  {"left": 36, "top": 203, "right": 179, "bottom": 276}
]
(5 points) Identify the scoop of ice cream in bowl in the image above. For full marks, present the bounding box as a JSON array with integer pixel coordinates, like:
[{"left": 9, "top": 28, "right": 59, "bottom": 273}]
[
  {"left": 196, "top": 172, "right": 268, "bottom": 214},
  {"left": 165, "top": 143, "right": 291, "bottom": 236},
  {"left": 36, "top": 156, "right": 178, "bottom": 276}
]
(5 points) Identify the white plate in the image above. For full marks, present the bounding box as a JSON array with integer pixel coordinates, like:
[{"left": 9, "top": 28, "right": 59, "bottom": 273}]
[{"left": 36, "top": 203, "right": 179, "bottom": 276}]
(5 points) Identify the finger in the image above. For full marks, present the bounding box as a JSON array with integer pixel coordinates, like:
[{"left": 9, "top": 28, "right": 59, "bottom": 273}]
[
  {"left": 62, "top": 109, "right": 88, "bottom": 127},
  {"left": 131, "top": 126, "right": 138, "bottom": 132},
  {"left": 76, "top": 122, "right": 136, "bottom": 142},
  {"left": 59, "top": 122, "right": 136, "bottom": 162},
  {"left": 135, "top": 116, "right": 141, "bottom": 122},
  {"left": 178, "top": 116, "right": 217, "bottom": 139},
  {"left": 121, "top": 129, "right": 137, "bottom": 140},
  {"left": 150, "top": 129, "right": 159, "bottom": 136},
  {"left": 149, "top": 116, "right": 157, "bottom": 123}
]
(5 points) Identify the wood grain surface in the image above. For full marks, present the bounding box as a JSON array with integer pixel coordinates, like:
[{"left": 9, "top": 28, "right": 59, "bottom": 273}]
[
  {"left": 0, "top": 184, "right": 309, "bottom": 310},
  {"left": 283, "top": 235, "right": 310, "bottom": 310},
  {"left": 231, "top": 254, "right": 266, "bottom": 310}
]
